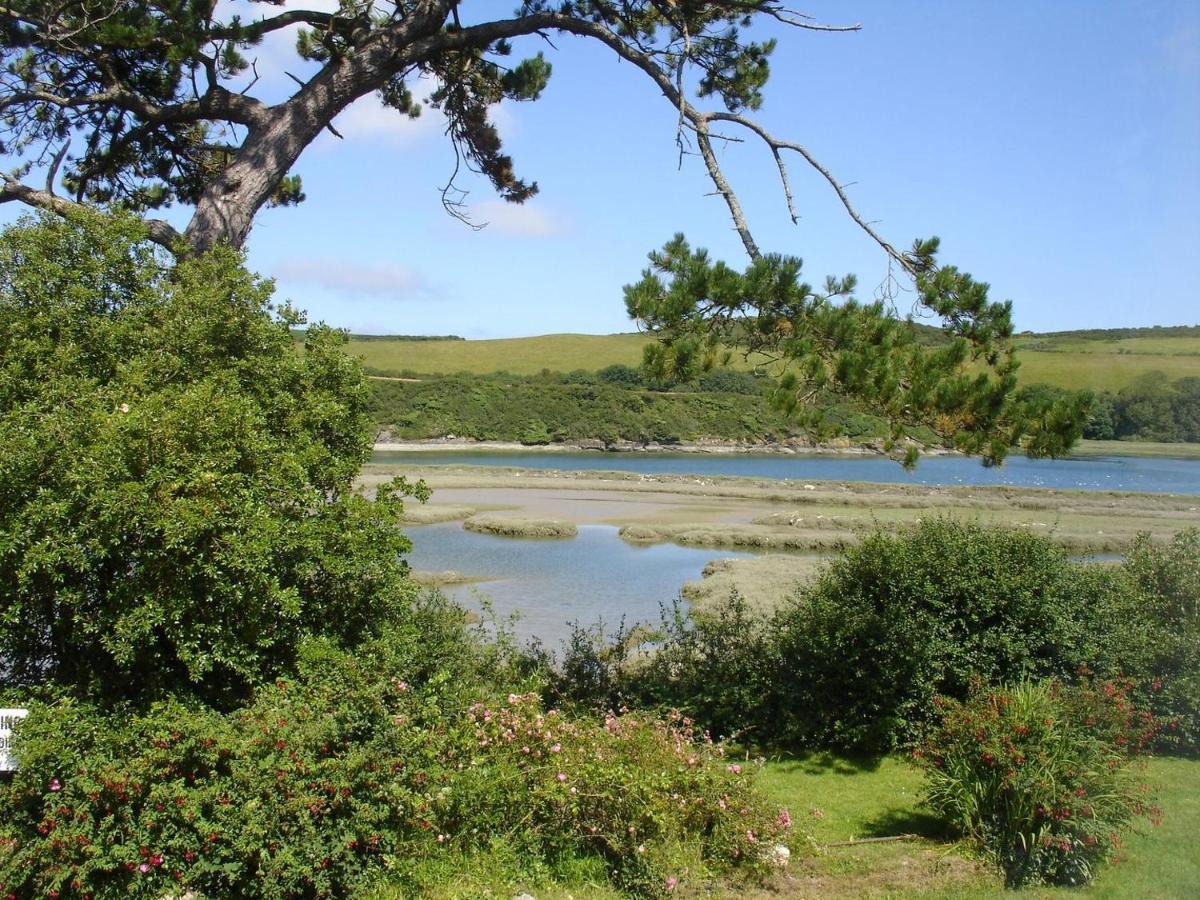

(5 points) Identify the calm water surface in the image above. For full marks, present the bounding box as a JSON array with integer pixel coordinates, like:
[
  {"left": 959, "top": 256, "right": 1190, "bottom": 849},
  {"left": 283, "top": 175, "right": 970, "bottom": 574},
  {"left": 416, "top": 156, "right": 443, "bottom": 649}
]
[
  {"left": 374, "top": 450, "right": 1200, "bottom": 495},
  {"left": 406, "top": 522, "right": 752, "bottom": 646}
]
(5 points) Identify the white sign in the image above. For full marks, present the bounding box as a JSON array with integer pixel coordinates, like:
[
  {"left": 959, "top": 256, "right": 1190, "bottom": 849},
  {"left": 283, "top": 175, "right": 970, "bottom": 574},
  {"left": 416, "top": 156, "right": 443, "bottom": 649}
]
[{"left": 0, "top": 708, "right": 28, "bottom": 772}]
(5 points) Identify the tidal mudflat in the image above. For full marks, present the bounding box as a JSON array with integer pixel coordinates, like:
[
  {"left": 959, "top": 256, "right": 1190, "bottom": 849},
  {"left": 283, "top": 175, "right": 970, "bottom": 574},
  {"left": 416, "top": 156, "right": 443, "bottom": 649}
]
[
  {"left": 362, "top": 462, "right": 1200, "bottom": 639},
  {"left": 363, "top": 463, "right": 1200, "bottom": 556}
]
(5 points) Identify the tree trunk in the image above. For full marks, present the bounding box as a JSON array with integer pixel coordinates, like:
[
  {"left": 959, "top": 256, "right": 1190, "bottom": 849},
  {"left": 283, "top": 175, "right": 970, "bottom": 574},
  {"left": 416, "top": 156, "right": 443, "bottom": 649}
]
[{"left": 183, "top": 6, "right": 452, "bottom": 253}]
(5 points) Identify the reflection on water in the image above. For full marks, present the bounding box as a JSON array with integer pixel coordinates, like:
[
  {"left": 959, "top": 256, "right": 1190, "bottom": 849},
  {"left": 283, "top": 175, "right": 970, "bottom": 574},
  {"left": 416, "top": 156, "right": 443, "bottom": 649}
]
[
  {"left": 405, "top": 522, "right": 752, "bottom": 647},
  {"left": 374, "top": 450, "right": 1200, "bottom": 495}
]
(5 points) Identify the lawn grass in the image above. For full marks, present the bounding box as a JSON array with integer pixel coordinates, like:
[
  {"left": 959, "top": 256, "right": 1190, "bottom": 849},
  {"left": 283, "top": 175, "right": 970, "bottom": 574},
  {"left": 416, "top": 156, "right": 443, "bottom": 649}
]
[
  {"left": 749, "top": 754, "right": 1200, "bottom": 899},
  {"left": 347, "top": 330, "right": 1200, "bottom": 393}
]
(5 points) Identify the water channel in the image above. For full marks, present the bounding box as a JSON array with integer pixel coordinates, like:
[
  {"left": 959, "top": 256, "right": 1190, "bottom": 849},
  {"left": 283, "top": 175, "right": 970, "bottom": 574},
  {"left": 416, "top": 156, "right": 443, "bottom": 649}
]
[
  {"left": 393, "top": 450, "right": 1200, "bottom": 646},
  {"left": 374, "top": 449, "right": 1200, "bottom": 495},
  {"left": 406, "top": 522, "right": 754, "bottom": 646}
]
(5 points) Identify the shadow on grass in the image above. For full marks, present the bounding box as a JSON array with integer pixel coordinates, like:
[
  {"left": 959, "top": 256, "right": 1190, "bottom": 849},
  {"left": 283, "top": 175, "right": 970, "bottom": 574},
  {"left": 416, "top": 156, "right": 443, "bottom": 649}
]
[
  {"left": 766, "top": 750, "right": 885, "bottom": 776},
  {"left": 857, "top": 806, "right": 948, "bottom": 840}
]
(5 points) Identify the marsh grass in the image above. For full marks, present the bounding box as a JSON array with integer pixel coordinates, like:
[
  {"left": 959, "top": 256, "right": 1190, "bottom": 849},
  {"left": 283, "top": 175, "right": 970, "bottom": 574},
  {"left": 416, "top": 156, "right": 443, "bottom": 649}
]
[{"left": 463, "top": 514, "right": 578, "bottom": 539}]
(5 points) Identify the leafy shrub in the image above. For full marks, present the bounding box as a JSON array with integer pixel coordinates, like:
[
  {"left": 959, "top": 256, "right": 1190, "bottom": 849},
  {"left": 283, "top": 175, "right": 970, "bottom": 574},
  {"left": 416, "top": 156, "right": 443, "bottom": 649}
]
[
  {"left": 920, "top": 679, "right": 1159, "bottom": 888},
  {"left": 1124, "top": 529, "right": 1200, "bottom": 754},
  {"left": 0, "top": 211, "right": 422, "bottom": 706},
  {"left": 619, "top": 596, "right": 773, "bottom": 745},
  {"left": 596, "top": 364, "right": 644, "bottom": 388},
  {"left": 766, "top": 519, "right": 1140, "bottom": 752},
  {"left": 0, "top": 600, "right": 794, "bottom": 898},
  {"left": 556, "top": 521, "right": 1160, "bottom": 756},
  {"left": 695, "top": 368, "right": 764, "bottom": 395}
]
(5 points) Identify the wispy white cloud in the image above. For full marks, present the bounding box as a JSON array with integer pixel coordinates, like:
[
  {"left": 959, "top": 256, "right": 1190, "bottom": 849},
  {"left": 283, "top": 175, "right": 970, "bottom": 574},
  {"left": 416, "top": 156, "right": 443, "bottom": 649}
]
[
  {"left": 272, "top": 258, "right": 438, "bottom": 300},
  {"left": 469, "top": 199, "right": 566, "bottom": 237}
]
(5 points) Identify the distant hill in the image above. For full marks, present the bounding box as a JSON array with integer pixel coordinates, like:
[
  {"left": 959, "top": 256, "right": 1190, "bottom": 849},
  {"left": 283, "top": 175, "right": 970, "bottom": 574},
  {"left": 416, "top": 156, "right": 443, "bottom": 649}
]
[{"left": 344, "top": 325, "right": 1200, "bottom": 393}]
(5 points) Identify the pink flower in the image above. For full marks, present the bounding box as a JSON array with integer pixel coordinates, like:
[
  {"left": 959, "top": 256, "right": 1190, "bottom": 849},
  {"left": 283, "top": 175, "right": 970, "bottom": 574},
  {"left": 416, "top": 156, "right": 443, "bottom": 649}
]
[
  {"left": 726, "top": 764, "right": 742, "bottom": 775},
  {"left": 665, "top": 876, "right": 678, "bottom": 891},
  {"left": 437, "top": 833, "right": 446, "bottom": 843},
  {"left": 139, "top": 863, "right": 150, "bottom": 874},
  {"left": 777, "top": 809, "right": 792, "bottom": 829},
  {"left": 550, "top": 743, "right": 562, "bottom": 753},
  {"left": 48, "top": 778, "right": 61, "bottom": 793},
  {"left": 746, "top": 830, "right": 757, "bottom": 843},
  {"left": 556, "top": 772, "right": 567, "bottom": 782}
]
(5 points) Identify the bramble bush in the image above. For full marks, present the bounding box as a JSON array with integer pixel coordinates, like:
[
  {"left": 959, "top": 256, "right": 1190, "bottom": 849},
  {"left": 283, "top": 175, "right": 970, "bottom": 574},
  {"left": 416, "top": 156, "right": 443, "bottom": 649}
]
[
  {"left": 0, "top": 600, "right": 793, "bottom": 898},
  {"left": 919, "top": 679, "right": 1159, "bottom": 888}
]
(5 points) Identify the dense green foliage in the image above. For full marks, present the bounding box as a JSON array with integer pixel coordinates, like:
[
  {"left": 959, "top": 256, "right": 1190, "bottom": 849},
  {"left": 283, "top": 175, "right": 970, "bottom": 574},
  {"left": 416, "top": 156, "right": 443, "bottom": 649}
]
[
  {"left": 554, "top": 522, "right": 1199, "bottom": 758},
  {"left": 920, "top": 679, "right": 1158, "bottom": 888},
  {"left": 1024, "top": 325, "right": 1200, "bottom": 342},
  {"left": 1125, "top": 529, "right": 1200, "bottom": 754},
  {"left": 0, "top": 599, "right": 792, "bottom": 898},
  {"left": 371, "top": 372, "right": 908, "bottom": 447},
  {"left": 1082, "top": 373, "right": 1200, "bottom": 442},
  {"left": 762, "top": 522, "right": 1140, "bottom": 751},
  {"left": 0, "top": 212, "right": 421, "bottom": 706}
]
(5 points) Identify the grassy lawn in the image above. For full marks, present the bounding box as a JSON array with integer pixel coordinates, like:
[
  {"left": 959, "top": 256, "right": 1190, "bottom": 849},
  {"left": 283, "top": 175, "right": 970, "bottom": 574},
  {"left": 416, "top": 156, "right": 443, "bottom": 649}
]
[{"left": 748, "top": 753, "right": 1199, "bottom": 899}]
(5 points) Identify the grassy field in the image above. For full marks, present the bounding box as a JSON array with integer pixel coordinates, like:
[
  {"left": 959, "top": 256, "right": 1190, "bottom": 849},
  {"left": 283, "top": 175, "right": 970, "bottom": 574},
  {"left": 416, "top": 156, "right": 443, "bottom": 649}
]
[
  {"left": 1074, "top": 440, "right": 1200, "bottom": 460},
  {"left": 352, "top": 332, "right": 649, "bottom": 376},
  {"left": 347, "top": 329, "right": 1200, "bottom": 392}
]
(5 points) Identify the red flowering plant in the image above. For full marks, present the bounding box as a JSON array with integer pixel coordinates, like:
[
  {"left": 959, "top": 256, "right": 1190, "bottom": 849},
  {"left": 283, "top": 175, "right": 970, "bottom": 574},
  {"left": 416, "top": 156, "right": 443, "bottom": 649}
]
[{"left": 919, "top": 678, "right": 1160, "bottom": 888}]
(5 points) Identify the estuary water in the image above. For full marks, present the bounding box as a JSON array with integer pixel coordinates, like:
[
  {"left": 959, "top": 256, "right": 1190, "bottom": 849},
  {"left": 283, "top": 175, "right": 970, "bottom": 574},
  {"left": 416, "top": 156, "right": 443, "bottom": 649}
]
[
  {"left": 374, "top": 450, "right": 1200, "bottom": 495},
  {"left": 393, "top": 448, "right": 1199, "bottom": 645},
  {"left": 406, "top": 522, "right": 753, "bottom": 646}
]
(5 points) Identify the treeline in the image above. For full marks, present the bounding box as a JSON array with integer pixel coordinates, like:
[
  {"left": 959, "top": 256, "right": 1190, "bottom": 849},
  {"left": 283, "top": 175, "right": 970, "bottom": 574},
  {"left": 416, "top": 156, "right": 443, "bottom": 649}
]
[
  {"left": 1018, "top": 373, "right": 1200, "bottom": 442},
  {"left": 373, "top": 368, "right": 1200, "bottom": 448},
  {"left": 351, "top": 333, "right": 465, "bottom": 342},
  {"left": 369, "top": 368, "right": 896, "bottom": 446},
  {"left": 1025, "top": 324, "right": 1200, "bottom": 342}
]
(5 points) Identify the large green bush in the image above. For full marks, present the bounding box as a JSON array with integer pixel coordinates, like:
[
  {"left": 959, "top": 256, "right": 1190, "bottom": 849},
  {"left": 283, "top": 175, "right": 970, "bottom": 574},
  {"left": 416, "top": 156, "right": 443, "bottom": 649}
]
[
  {"left": 560, "top": 521, "right": 1160, "bottom": 756},
  {"left": 764, "top": 520, "right": 1141, "bottom": 752},
  {"left": 0, "top": 212, "right": 420, "bottom": 705},
  {"left": 920, "top": 679, "right": 1158, "bottom": 888}
]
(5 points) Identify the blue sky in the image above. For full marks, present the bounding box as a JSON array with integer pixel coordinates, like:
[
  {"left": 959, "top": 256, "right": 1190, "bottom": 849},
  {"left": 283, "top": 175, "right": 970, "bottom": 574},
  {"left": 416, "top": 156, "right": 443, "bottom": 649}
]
[{"left": 7, "top": 2, "right": 1200, "bottom": 337}]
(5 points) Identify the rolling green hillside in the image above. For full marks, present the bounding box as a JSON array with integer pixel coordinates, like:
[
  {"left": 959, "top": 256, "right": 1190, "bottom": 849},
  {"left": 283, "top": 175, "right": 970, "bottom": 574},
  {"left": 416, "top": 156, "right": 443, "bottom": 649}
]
[{"left": 345, "top": 327, "right": 1200, "bottom": 392}]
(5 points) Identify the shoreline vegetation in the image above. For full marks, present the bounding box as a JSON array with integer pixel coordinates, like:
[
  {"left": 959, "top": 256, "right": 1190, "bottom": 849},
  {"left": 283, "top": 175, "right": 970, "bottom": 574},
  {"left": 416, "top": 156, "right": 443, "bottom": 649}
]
[{"left": 375, "top": 437, "right": 1200, "bottom": 460}]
